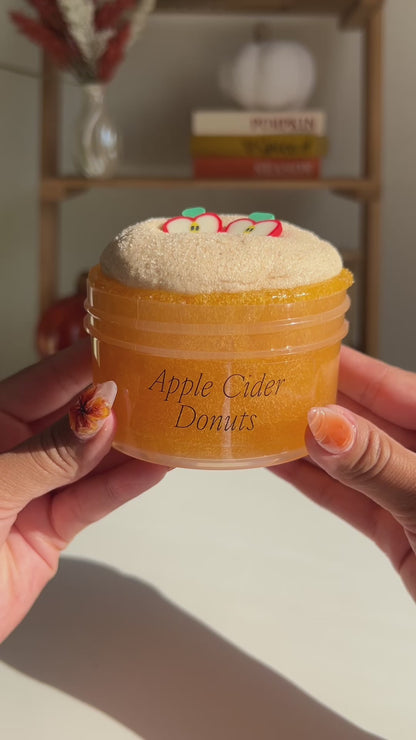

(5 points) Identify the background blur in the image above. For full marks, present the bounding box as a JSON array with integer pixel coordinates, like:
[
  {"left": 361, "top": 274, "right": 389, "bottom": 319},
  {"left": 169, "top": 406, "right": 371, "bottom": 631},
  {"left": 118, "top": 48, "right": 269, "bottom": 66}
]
[{"left": 1, "top": 0, "right": 415, "bottom": 378}]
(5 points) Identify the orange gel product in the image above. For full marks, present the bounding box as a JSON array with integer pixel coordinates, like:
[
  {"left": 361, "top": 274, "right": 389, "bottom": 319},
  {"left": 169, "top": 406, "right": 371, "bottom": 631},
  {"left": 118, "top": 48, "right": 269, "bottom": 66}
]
[{"left": 85, "top": 265, "right": 353, "bottom": 469}]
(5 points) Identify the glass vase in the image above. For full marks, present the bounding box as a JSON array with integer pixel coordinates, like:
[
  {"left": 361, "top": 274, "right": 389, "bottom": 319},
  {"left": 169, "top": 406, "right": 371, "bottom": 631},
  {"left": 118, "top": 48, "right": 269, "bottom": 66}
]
[{"left": 73, "top": 83, "right": 121, "bottom": 178}]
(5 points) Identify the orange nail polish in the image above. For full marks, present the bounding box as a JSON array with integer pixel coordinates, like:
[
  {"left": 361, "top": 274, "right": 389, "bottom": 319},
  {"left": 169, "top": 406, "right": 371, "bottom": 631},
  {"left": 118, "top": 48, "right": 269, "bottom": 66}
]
[
  {"left": 69, "top": 381, "right": 117, "bottom": 440},
  {"left": 308, "top": 406, "right": 356, "bottom": 454}
]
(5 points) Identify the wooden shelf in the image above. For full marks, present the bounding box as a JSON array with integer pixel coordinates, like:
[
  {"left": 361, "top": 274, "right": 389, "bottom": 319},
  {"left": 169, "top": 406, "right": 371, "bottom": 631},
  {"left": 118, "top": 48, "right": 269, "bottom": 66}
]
[
  {"left": 41, "top": 176, "right": 379, "bottom": 202},
  {"left": 156, "top": 0, "right": 383, "bottom": 28},
  {"left": 340, "top": 248, "right": 362, "bottom": 266},
  {"left": 38, "top": 0, "right": 384, "bottom": 355}
]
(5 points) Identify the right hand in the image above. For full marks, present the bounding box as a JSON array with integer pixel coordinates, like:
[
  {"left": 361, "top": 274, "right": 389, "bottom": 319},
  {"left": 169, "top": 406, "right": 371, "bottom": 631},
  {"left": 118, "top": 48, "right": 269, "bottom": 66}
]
[{"left": 271, "top": 346, "right": 416, "bottom": 602}]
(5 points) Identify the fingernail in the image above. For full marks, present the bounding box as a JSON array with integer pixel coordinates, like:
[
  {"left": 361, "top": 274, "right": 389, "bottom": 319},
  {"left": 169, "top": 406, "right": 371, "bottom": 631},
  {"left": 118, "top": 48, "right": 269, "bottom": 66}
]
[
  {"left": 308, "top": 406, "right": 356, "bottom": 454},
  {"left": 69, "top": 381, "right": 117, "bottom": 440}
]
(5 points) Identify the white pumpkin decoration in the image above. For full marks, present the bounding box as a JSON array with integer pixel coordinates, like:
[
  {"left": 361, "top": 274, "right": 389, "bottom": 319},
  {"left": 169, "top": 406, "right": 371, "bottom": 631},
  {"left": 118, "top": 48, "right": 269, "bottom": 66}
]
[{"left": 219, "top": 40, "right": 316, "bottom": 110}]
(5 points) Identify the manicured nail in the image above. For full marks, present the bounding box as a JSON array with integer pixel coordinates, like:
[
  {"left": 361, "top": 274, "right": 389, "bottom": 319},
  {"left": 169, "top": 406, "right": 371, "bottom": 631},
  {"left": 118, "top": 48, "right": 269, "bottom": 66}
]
[
  {"left": 308, "top": 406, "right": 356, "bottom": 454},
  {"left": 69, "top": 381, "right": 117, "bottom": 440}
]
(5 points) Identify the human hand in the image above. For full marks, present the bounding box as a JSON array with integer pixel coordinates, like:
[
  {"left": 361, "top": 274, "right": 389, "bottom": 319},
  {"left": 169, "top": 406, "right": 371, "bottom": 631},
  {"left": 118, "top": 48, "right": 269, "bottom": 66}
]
[
  {"left": 0, "top": 340, "right": 169, "bottom": 643},
  {"left": 271, "top": 345, "right": 416, "bottom": 601}
]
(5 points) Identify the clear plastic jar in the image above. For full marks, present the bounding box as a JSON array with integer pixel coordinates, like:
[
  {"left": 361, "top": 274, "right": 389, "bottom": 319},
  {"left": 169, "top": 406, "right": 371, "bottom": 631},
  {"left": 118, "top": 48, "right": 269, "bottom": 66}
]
[{"left": 85, "top": 265, "right": 352, "bottom": 470}]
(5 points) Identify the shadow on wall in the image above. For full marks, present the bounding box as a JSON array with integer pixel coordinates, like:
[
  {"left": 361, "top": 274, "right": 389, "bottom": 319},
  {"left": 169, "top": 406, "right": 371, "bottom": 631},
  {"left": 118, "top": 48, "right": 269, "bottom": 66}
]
[{"left": 0, "top": 557, "right": 381, "bottom": 740}]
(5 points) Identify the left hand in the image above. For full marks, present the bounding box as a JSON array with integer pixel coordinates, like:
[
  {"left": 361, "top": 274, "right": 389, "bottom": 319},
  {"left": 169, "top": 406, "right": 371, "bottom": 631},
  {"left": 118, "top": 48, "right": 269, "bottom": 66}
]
[{"left": 0, "top": 340, "right": 169, "bottom": 643}]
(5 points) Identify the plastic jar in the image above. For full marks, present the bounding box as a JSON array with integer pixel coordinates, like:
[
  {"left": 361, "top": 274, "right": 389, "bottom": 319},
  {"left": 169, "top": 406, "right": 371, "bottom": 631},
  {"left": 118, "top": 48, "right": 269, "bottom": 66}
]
[{"left": 85, "top": 265, "right": 351, "bottom": 470}]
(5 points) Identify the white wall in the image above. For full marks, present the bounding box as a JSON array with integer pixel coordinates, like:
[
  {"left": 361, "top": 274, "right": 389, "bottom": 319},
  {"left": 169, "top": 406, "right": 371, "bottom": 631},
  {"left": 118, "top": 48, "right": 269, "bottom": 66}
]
[{"left": 0, "top": 1, "right": 415, "bottom": 378}]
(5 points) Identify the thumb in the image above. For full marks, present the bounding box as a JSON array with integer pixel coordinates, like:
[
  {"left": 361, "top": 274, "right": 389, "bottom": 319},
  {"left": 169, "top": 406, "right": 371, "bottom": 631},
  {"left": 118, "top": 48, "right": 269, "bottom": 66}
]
[
  {"left": 0, "top": 382, "right": 117, "bottom": 516},
  {"left": 306, "top": 404, "right": 416, "bottom": 522}
]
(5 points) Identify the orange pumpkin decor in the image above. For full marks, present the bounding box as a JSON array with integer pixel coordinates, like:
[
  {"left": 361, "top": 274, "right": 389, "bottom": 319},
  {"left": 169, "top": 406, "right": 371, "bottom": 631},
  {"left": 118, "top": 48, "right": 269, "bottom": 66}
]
[{"left": 36, "top": 273, "right": 88, "bottom": 357}]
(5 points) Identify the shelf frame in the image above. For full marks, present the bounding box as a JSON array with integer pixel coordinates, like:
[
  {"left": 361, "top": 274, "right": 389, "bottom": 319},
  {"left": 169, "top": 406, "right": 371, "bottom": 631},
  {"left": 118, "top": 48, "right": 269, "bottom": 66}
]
[
  {"left": 361, "top": 1, "right": 383, "bottom": 356},
  {"left": 156, "top": 0, "right": 383, "bottom": 29},
  {"left": 38, "top": 0, "right": 384, "bottom": 354},
  {"left": 39, "top": 57, "right": 60, "bottom": 314},
  {"left": 40, "top": 176, "right": 379, "bottom": 202}
]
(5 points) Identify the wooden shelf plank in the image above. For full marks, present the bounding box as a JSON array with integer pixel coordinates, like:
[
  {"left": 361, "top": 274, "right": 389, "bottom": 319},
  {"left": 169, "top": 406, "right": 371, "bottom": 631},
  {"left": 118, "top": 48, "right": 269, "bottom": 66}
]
[
  {"left": 156, "top": 0, "right": 384, "bottom": 28},
  {"left": 342, "top": 0, "right": 383, "bottom": 28},
  {"left": 40, "top": 176, "right": 379, "bottom": 202},
  {"left": 340, "top": 248, "right": 363, "bottom": 265}
]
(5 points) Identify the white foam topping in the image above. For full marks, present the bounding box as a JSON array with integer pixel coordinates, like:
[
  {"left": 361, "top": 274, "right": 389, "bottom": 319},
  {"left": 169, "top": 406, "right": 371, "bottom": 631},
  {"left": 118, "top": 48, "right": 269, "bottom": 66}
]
[{"left": 100, "top": 216, "right": 343, "bottom": 294}]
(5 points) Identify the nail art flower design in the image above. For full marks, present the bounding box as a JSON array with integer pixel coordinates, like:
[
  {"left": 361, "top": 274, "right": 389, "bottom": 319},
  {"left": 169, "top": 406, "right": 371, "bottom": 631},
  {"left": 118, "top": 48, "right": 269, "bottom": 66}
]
[
  {"left": 69, "top": 381, "right": 117, "bottom": 440},
  {"left": 160, "top": 209, "right": 283, "bottom": 237},
  {"left": 162, "top": 207, "right": 223, "bottom": 234},
  {"left": 225, "top": 212, "right": 283, "bottom": 237}
]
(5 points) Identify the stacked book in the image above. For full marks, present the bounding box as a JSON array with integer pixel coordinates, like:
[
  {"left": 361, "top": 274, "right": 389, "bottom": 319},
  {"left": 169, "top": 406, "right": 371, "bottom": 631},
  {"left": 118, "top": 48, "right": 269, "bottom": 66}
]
[{"left": 191, "top": 109, "right": 328, "bottom": 179}]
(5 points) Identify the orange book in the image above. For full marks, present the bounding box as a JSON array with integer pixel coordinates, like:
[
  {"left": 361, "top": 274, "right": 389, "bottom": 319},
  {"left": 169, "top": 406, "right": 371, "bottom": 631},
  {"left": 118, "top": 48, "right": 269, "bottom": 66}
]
[{"left": 192, "top": 156, "right": 322, "bottom": 179}]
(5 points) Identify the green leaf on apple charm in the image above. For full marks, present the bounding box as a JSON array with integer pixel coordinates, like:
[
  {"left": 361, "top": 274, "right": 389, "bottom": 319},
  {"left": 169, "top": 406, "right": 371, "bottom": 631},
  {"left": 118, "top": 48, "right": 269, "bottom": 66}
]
[
  {"left": 249, "top": 212, "right": 275, "bottom": 222},
  {"left": 181, "top": 207, "right": 206, "bottom": 218}
]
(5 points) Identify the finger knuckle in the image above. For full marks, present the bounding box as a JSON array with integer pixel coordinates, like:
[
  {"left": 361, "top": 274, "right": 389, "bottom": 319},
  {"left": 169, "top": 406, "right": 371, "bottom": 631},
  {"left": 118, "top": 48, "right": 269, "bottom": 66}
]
[
  {"left": 103, "top": 477, "right": 123, "bottom": 508},
  {"left": 345, "top": 428, "right": 393, "bottom": 486},
  {"left": 357, "top": 363, "right": 392, "bottom": 410},
  {"left": 30, "top": 426, "right": 80, "bottom": 482},
  {"left": 102, "top": 475, "right": 136, "bottom": 510}
]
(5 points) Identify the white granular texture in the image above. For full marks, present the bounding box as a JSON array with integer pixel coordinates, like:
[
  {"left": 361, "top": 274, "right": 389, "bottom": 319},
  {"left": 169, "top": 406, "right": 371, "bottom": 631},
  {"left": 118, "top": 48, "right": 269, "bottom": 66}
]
[{"left": 100, "top": 216, "right": 343, "bottom": 294}]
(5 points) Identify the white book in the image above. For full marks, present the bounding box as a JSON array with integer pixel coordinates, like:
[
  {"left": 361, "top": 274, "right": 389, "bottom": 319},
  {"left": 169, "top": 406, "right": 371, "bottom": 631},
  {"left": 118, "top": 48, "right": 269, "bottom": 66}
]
[{"left": 191, "top": 109, "right": 327, "bottom": 136}]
